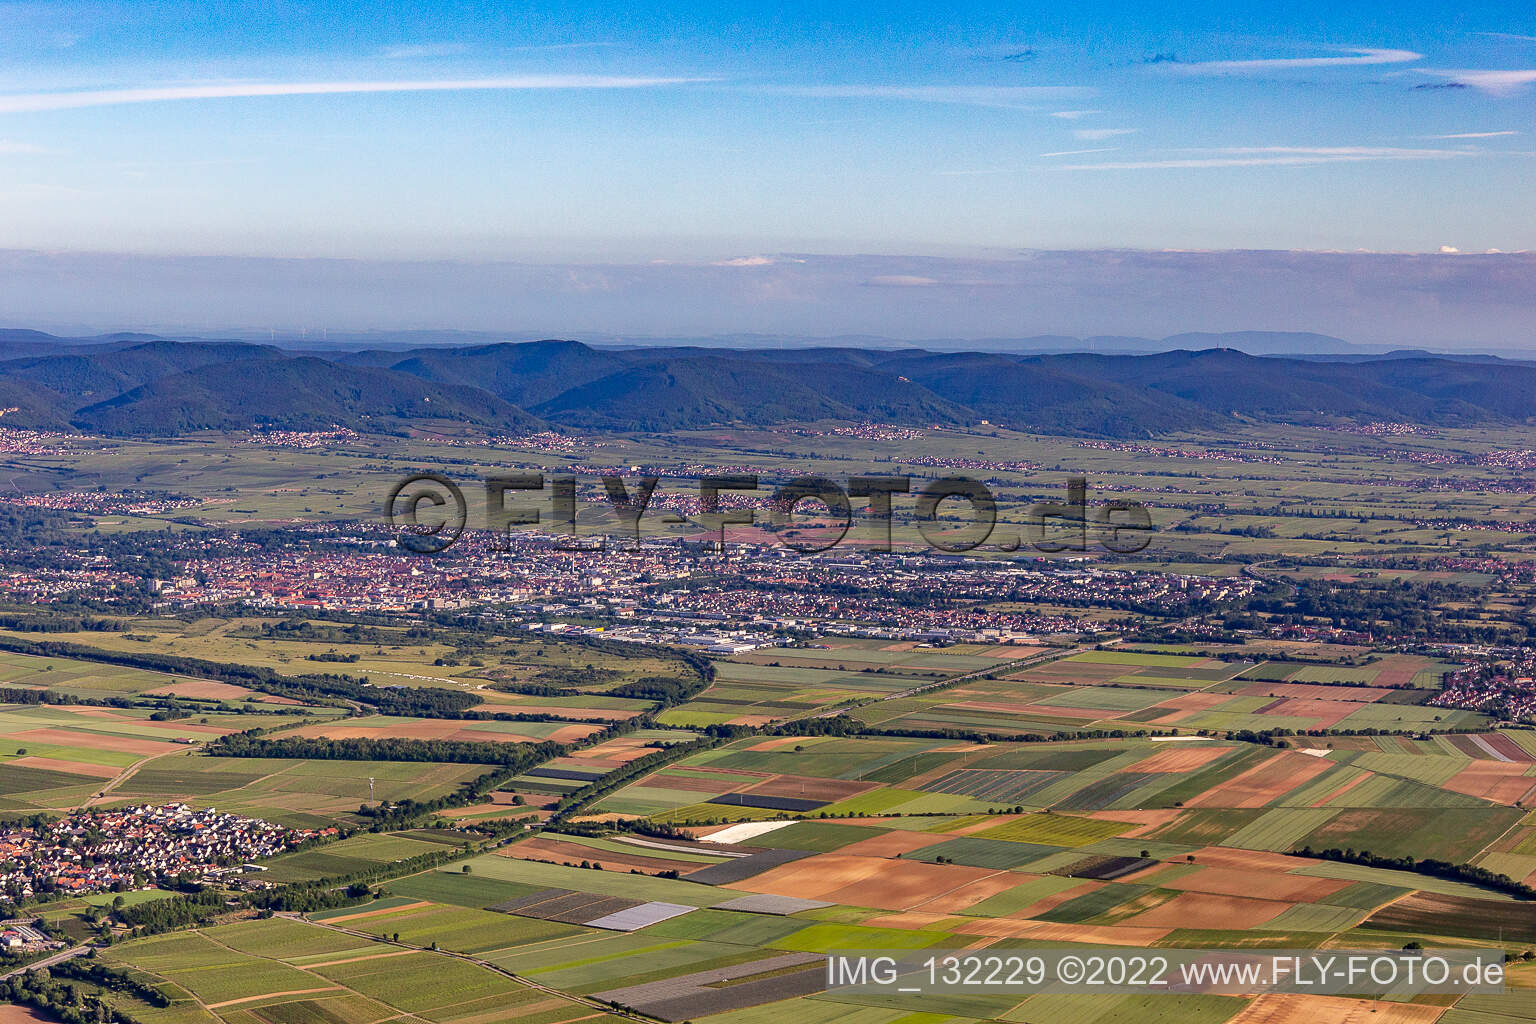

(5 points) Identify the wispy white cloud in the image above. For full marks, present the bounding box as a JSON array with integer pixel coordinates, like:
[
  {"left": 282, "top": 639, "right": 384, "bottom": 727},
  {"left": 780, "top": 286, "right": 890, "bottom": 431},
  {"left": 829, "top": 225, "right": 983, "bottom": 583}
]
[
  {"left": 378, "top": 43, "right": 467, "bottom": 59},
  {"left": 1041, "top": 147, "right": 1119, "bottom": 158},
  {"left": 1166, "top": 46, "right": 1422, "bottom": 74},
  {"left": 712, "top": 256, "right": 777, "bottom": 266},
  {"left": 1061, "top": 146, "right": 1479, "bottom": 170},
  {"left": 0, "top": 75, "right": 705, "bottom": 114},
  {"left": 1416, "top": 69, "right": 1536, "bottom": 96},
  {"left": 864, "top": 274, "right": 941, "bottom": 286},
  {"left": 0, "top": 139, "right": 46, "bottom": 153},
  {"left": 1423, "top": 130, "right": 1519, "bottom": 139},
  {"left": 1074, "top": 127, "right": 1136, "bottom": 141},
  {"left": 770, "top": 84, "right": 1090, "bottom": 109},
  {"left": 1050, "top": 109, "right": 1103, "bottom": 119}
]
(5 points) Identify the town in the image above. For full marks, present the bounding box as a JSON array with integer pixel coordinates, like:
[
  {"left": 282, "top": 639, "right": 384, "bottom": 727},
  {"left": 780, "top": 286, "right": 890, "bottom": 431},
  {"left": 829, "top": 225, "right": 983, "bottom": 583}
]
[
  {"left": 139, "top": 530, "right": 1249, "bottom": 643},
  {"left": 0, "top": 805, "right": 320, "bottom": 904}
]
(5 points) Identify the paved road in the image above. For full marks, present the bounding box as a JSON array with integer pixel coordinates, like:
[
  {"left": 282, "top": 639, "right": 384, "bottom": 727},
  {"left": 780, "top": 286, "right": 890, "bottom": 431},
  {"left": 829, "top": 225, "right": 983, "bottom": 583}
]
[
  {"left": 0, "top": 944, "right": 92, "bottom": 980},
  {"left": 1242, "top": 559, "right": 1297, "bottom": 598}
]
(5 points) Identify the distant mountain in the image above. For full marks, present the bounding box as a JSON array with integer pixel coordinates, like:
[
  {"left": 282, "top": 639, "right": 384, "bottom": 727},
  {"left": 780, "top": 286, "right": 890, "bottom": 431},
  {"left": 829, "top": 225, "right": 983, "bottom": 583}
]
[
  {"left": 0, "top": 379, "right": 73, "bottom": 430},
  {"left": 357, "top": 340, "right": 627, "bottom": 407},
  {"left": 877, "top": 352, "right": 1219, "bottom": 436},
  {"left": 1032, "top": 349, "right": 1536, "bottom": 426},
  {"left": 573, "top": 330, "right": 1374, "bottom": 357},
  {"left": 529, "top": 354, "right": 967, "bottom": 431},
  {"left": 70, "top": 357, "right": 541, "bottom": 435},
  {"left": 1036, "top": 350, "right": 1394, "bottom": 421},
  {"left": 1157, "top": 331, "right": 1369, "bottom": 356},
  {"left": 0, "top": 329, "right": 89, "bottom": 362},
  {"left": 1, "top": 332, "right": 1536, "bottom": 438},
  {"left": 0, "top": 340, "right": 287, "bottom": 400}
]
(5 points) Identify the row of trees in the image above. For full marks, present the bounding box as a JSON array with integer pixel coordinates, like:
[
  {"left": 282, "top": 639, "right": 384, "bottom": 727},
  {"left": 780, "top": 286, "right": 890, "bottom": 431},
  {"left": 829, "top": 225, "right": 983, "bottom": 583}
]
[
  {"left": 1293, "top": 846, "right": 1536, "bottom": 901},
  {"left": 206, "top": 734, "right": 565, "bottom": 769}
]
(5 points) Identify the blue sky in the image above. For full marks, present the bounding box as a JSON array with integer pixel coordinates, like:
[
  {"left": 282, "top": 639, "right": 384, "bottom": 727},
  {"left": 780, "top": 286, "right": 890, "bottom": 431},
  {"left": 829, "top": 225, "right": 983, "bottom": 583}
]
[{"left": 0, "top": 2, "right": 1533, "bottom": 340}]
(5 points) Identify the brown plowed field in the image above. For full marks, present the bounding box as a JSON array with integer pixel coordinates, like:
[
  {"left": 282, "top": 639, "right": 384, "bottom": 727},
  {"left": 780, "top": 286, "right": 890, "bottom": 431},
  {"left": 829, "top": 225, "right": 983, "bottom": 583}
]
[
  {"left": 1262, "top": 697, "right": 1358, "bottom": 728},
  {"left": 1126, "top": 746, "right": 1232, "bottom": 773},
  {"left": 1125, "top": 891, "right": 1291, "bottom": 929},
  {"left": 910, "top": 872, "right": 1034, "bottom": 914},
  {"left": 8, "top": 729, "right": 182, "bottom": 756},
  {"left": 1187, "top": 847, "right": 1315, "bottom": 872},
  {"left": 9, "top": 756, "right": 120, "bottom": 778},
  {"left": 1184, "top": 751, "right": 1331, "bottom": 808},
  {"left": 733, "top": 854, "right": 1005, "bottom": 911},
  {"left": 1162, "top": 866, "right": 1347, "bottom": 902},
  {"left": 744, "top": 737, "right": 810, "bottom": 752},
  {"left": 1226, "top": 993, "right": 1444, "bottom": 1024},
  {"left": 1442, "top": 761, "right": 1536, "bottom": 805},
  {"left": 1147, "top": 692, "right": 1235, "bottom": 724},
  {"left": 836, "top": 831, "right": 952, "bottom": 857}
]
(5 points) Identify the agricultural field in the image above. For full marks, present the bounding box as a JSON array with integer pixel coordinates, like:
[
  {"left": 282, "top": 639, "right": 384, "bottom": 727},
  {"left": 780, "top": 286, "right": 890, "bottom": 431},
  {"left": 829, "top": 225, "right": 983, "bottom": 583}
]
[
  {"left": 283, "top": 713, "right": 607, "bottom": 745},
  {"left": 0, "top": 702, "right": 302, "bottom": 812},
  {"left": 8, "top": 425, "right": 1536, "bottom": 1024},
  {"left": 100, "top": 916, "right": 626, "bottom": 1024},
  {"left": 659, "top": 641, "right": 1049, "bottom": 727},
  {"left": 488, "top": 725, "right": 1536, "bottom": 1022},
  {"left": 110, "top": 754, "right": 498, "bottom": 828},
  {"left": 0, "top": 649, "right": 294, "bottom": 704},
  {"left": 330, "top": 810, "right": 1536, "bottom": 1024},
  {"left": 259, "top": 828, "right": 475, "bottom": 883},
  {"left": 852, "top": 649, "right": 1490, "bottom": 736},
  {"left": 590, "top": 730, "right": 1534, "bottom": 855},
  {"left": 0, "top": 621, "right": 489, "bottom": 692},
  {"left": 0, "top": 619, "right": 688, "bottom": 713}
]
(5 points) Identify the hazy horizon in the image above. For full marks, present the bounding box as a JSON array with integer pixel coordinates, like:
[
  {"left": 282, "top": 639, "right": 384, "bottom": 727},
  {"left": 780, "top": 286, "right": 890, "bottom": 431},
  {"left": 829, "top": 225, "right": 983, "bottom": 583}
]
[{"left": 1, "top": 247, "right": 1532, "bottom": 352}]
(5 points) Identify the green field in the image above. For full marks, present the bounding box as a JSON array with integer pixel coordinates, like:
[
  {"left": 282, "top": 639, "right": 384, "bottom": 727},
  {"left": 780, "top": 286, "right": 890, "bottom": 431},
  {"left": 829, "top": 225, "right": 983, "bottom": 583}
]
[
  {"left": 103, "top": 915, "right": 623, "bottom": 1024},
  {"left": 972, "top": 813, "right": 1135, "bottom": 846},
  {"left": 262, "top": 831, "right": 461, "bottom": 882},
  {"left": 116, "top": 755, "right": 495, "bottom": 827}
]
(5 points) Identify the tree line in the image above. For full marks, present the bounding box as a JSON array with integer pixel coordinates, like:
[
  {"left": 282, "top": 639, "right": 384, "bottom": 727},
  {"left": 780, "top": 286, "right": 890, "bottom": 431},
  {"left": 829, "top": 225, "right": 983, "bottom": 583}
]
[
  {"left": 206, "top": 734, "right": 564, "bottom": 770},
  {"left": 1293, "top": 845, "right": 1536, "bottom": 901}
]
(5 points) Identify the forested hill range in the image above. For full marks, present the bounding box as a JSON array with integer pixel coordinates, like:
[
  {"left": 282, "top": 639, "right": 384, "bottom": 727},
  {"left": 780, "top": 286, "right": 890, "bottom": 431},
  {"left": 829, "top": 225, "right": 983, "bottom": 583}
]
[{"left": 2, "top": 329, "right": 1535, "bottom": 438}]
